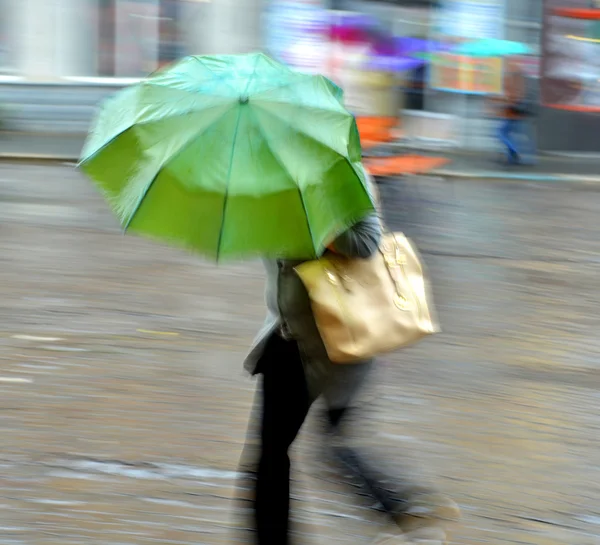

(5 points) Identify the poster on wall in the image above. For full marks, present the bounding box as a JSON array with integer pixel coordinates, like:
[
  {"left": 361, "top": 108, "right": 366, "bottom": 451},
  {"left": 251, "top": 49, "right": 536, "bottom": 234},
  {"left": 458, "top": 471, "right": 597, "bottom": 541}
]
[
  {"left": 541, "top": 0, "right": 600, "bottom": 110},
  {"left": 430, "top": 54, "right": 503, "bottom": 94},
  {"left": 432, "top": 0, "right": 505, "bottom": 94},
  {"left": 263, "top": 0, "right": 328, "bottom": 74},
  {"left": 437, "top": 0, "right": 505, "bottom": 40}
]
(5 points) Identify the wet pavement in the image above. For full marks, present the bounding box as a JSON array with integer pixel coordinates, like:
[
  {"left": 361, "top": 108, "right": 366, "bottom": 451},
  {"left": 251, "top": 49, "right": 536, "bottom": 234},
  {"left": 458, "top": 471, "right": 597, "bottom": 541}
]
[{"left": 2, "top": 163, "right": 600, "bottom": 544}]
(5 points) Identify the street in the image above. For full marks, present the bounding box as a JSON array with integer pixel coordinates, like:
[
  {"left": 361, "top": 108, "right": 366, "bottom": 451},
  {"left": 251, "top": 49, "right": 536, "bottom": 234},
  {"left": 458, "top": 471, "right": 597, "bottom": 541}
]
[{"left": 2, "top": 162, "right": 600, "bottom": 544}]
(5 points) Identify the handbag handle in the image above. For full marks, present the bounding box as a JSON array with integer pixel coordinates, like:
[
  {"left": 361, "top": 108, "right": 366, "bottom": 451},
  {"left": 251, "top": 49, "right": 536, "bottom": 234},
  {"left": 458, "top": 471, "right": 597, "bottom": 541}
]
[
  {"left": 324, "top": 227, "right": 411, "bottom": 312},
  {"left": 377, "top": 232, "right": 411, "bottom": 311}
]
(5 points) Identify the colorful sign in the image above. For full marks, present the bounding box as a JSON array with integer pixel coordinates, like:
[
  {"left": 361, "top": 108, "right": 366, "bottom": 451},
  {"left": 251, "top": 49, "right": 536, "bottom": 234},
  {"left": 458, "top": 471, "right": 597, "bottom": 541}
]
[
  {"left": 437, "top": 0, "right": 505, "bottom": 40},
  {"left": 541, "top": 0, "right": 600, "bottom": 111},
  {"left": 431, "top": 0, "right": 505, "bottom": 94},
  {"left": 430, "top": 53, "right": 503, "bottom": 94}
]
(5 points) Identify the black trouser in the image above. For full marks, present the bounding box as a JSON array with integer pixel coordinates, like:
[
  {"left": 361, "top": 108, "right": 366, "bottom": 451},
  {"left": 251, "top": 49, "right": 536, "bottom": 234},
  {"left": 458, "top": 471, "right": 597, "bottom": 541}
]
[
  {"left": 255, "top": 333, "right": 309, "bottom": 544},
  {"left": 251, "top": 333, "right": 406, "bottom": 545}
]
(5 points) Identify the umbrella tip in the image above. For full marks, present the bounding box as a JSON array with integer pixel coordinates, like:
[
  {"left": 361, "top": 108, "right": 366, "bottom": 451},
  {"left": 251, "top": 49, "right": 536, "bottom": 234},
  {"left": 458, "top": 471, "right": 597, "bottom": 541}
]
[{"left": 239, "top": 95, "right": 249, "bottom": 105}]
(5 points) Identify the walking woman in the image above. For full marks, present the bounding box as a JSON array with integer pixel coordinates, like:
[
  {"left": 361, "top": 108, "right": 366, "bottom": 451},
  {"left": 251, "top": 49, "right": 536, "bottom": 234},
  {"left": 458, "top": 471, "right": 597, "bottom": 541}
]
[
  {"left": 497, "top": 57, "right": 536, "bottom": 165},
  {"left": 235, "top": 181, "right": 460, "bottom": 545}
]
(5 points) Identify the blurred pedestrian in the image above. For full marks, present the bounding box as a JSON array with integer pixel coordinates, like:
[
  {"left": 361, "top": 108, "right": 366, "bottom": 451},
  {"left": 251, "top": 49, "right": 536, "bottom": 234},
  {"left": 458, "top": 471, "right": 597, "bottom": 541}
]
[
  {"left": 497, "top": 57, "right": 536, "bottom": 165},
  {"left": 235, "top": 180, "right": 460, "bottom": 545}
]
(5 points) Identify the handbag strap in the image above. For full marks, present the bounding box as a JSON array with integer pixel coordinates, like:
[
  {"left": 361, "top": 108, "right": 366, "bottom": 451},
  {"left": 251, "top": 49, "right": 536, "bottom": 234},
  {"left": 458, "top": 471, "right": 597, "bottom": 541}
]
[{"left": 377, "top": 230, "right": 411, "bottom": 311}]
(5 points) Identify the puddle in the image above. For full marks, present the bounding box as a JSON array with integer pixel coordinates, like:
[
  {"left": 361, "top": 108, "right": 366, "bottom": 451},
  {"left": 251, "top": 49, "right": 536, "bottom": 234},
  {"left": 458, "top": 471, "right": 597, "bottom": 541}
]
[
  {"left": 0, "top": 377, "right": 33, "bottom": 383},
  {"left": 576, "top": 515, "right": 600, "bottom": 525},
  {"left": 54, "top": 458, "right": 239, "bottom": 482},
  {"left": 162, "top": 464, "right": 238, "bottom": 480},
  {"left": 142, "top": 498, "right": 198, "bottom": 508},
  {"left": 40, "top": 346, "right": 89, "bottom": 352},
  {"left": 12, "top": 335, "right": 63, "bottom": 342},
  {"left": 31, "top": 499, "right": 87, "bottom": 506},
  {"left": 377, "top": 433, "right": 419, "bottom": 442},
  {"left": 142, "top": 498, "right": 229, "bottom": 512},
  {"left": 17, "top": 364, "right": 62, "bottom": 372},
  {"left": 48, "top": 470, "right": 116, "bottom": 481}
]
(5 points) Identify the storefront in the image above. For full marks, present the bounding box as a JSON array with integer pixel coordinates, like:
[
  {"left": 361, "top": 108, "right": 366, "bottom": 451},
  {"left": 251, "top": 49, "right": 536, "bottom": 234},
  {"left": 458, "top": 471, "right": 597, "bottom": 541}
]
[{"left": 539, "top": 0, "right": 600, "bottom": 151}]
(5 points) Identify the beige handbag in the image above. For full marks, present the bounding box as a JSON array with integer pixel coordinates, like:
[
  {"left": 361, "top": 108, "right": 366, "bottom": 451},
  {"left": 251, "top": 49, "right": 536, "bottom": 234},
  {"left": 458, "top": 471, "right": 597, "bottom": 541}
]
[{"left": 295, "top": 232, "right": 439, "bottom": 363}]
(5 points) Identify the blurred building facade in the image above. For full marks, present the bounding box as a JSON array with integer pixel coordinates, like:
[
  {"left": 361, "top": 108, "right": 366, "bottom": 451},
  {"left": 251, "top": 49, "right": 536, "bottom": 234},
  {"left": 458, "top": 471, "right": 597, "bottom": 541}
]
[
  {"left": 7, "top": 0, "right": 598, "bottom": 154},
  {"left": 0, "top": 0, "right": 263, "bottom": 81},
  {"left": 0, "top": 0, "right": 545, "bottom": 82},
  {"left": 504, "top": 0, "right": 543, "bottom": 54}
]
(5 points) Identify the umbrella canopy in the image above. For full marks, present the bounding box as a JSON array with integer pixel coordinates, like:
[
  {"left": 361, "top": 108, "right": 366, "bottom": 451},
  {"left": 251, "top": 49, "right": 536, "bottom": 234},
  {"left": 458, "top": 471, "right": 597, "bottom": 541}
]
[
  {"left": 328, "top": 12, "right": 438, "bottom": 72},
  {"left": 328, "top": 12, "right": 381, "bottom": 45},
  {"left": 392, "top": 37, "right": 446, "bottom": 56},
  {"left": 453, "top": 38, "right": 532, "bottom": 57},
  {"left": 366, "top": 55, "right": 424, "bottom": 72},
  {"left": 80, "top": 53, "right": 374, "bottom": 261}
]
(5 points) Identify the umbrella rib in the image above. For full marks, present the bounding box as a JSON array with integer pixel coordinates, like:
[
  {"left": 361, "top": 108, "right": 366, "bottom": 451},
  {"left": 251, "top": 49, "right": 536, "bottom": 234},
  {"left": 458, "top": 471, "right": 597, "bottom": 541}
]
[
  {"left": 252, "top": 103, "right": 349, "bottom": 159},
  {"left": 251, "top": 110, "right": 316, "bottom": 251},
  {"left": 140, "top": 82, "right": 232, "bottom": 111},
  {"left": 121, "top": 107, "right": 233, "bottom": 233},
  {"left": 294, "top": 183, "right": 316, "bottom": 254},
  {"left": 255, "top": 111, "right": 372, "bottom": 232},
  {"left": 215, "top": 107, "right": 244, "bottom": 262},
  {"left": 250, "top": 75, "right": 306, "bottom": 97},
  {"left": 251, "top": 75, "right": 345, "bottom": 113},
  {"left": 123, "top": 171, "right": 160, "bottom": 233},
  {"left": 214, "top": 55, "right": 260, "bottom": 261},
  {"left": 295, "top": 185, "right": 315, "bottom": 254},
  {"left": 343, "top": 156, "right": 373, "bottom": 201},
  {"left": 252, "top": 98, "right": 348, "bottom": 118},
  {"left": 192, "top": 56, "right": 238, "bottom": 94},
  {"left": 243, "top": 53, "right": 261, "bottom": 98},
  {"left": 79, "top": 102, "right": 231, "bottom": 167},
  {"left": 251, "top": 79, "right": 342, "bottom": 111},
  {"left": 134, "top": 101, "right": 230, "bottom": 128}
]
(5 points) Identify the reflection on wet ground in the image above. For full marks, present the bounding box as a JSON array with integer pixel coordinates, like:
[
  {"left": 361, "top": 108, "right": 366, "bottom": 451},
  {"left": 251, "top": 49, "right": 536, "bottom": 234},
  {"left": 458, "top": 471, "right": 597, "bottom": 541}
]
[{"left": 2, "top": 163, "right": 600, "bottom": 544}]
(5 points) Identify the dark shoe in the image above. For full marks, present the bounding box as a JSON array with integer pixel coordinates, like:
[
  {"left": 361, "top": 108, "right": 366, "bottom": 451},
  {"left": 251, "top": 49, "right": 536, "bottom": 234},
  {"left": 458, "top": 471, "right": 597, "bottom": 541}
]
[
  {"left": 493, "top": 153, "right": 517, "bottom": 167},
  {"left": 507, "top": 149, "right": 521, "bottom": 165}
]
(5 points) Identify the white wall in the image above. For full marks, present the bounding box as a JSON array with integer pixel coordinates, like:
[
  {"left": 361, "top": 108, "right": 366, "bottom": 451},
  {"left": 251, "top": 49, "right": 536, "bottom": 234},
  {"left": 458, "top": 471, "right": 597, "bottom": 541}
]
[
  {"left": 203, "top": 0, "right": 263, "bottom": 55},
  {"left": 15, "top": 0, "right": 60, "bottom": 80},
  {"left": 11, "top": 0, "right": 99, "bottom": 79},
  {"left": 7, "top": 0, "right": 266, "bottom": 80},
  {"left": 56, "top": 0, "right": 99, "bottom": 77}
]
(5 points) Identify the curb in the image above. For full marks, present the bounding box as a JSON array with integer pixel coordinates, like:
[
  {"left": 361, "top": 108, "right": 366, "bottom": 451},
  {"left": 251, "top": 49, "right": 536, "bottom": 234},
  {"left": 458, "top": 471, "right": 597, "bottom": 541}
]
[
  {"left": 431, "top": 169, "right": 600, "bottom": 184},
  {"left": 0, "top": 153, "right": 79, "bottom": 163}
]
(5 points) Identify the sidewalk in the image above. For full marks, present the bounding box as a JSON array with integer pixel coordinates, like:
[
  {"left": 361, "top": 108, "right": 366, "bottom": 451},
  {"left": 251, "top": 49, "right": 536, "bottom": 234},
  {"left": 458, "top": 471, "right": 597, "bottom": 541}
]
[
  {"left": 2, "top": 131, "right": 600, "bottom": 182},
  {"left": 0, "top": 132, "right": 86, "bottom": 162},
  {"left": 4, "top": 161, "right": 600, "bottom": 545}
]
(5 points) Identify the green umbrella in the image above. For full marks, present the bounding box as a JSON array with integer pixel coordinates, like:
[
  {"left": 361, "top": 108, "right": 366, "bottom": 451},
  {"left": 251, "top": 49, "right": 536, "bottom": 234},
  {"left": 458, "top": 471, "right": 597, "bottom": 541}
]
[{"left": 80, "top": 53, "right": 374, "bottom": 260}]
